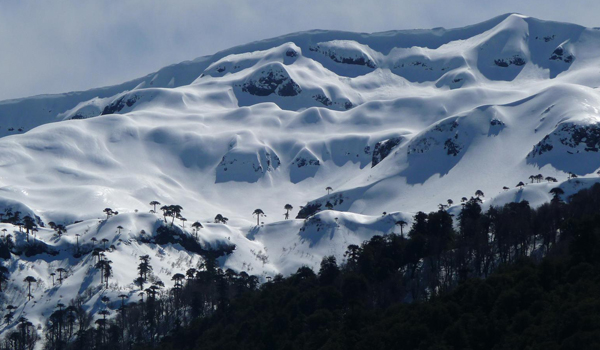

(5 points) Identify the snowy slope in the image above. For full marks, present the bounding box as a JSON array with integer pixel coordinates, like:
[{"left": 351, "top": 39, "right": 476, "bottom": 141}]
[{"left": 2, "top": 13, "right": 600, "bottom": 339}]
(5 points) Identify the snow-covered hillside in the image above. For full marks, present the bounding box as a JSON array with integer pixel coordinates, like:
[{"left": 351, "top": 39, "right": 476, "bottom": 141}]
[{"left": 2, "top": 13, "right": 600, "bottom": 339}]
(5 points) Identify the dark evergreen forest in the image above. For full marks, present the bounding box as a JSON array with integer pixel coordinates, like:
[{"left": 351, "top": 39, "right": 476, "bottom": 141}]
[{"left": 6, "top": 184, "right": 600, "bottom": 350}]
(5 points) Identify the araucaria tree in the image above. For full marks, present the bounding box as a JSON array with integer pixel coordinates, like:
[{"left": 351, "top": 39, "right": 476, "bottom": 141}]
[
  {"left": 167, "top": 205, "right": 183, "bottom": 226},
  {"left": 138, "top": 255, "right": 152, "bottom": 281},
  {"left": 284, "top": 204, "right": 293, "bottom": 220},
  {"left": 214, "top": 214, "right": 229, "bottom": 224},
  {"left": 149, "top": 200, "right": 161, "bottom": 213},
  {"left": 24, "top": 276, "right": 36, "bottom": 300},
  {"left": 395, "top": 220, "right": 407, "bottom": 236},
  {"left": 103, "top": 208, "right": 113, "bottom": 220},
  {"left": 253, "top": 209, "right": 265, "bottom": 226},
  {"left": 23, "top": 215, "right": 36, "bottom": 242},
  {"left": 326, "top": 186, "right": 333, "bottom": 195},
  {"left": 192, "top": 221, "right": 203, "bottom": 239}
]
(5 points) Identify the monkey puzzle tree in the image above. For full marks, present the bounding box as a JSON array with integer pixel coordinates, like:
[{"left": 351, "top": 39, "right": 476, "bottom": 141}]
[
  {"left": 138, "top": 255, "right": 152, "bottom": 280},
  {"left": 134, "top": 277, "right": 145, "bottom": 291},
  {"left": 475, "top": 190, "right": 484, "bottom": 198},
  {"left": 160, "top": 205, "right": 170, "bottom": 223},
  {"left": 149, "top": 200, "right": 161, "bottom": 213},
  {"left": 103, "top": 208, "right": 113, "bottom": 220},
  {"left": 24, "top": 276, "right": 36, "bottom": 301},
  {"left": 326, "top": 186, "right": 333, "bottom": 195},
  {"left": 116, "top": 225, "right": 123, "bottom": 234},
  {"left": 22, "top": 216, "right": 36, "bottom": 242},
  {"left": 549, "top": 187, "right": 565, "bottom": 202},
  {"left": 284, "top": 204, "right": 293, "bottom": 220},
  {"left": 168, "top": 205, "right": 183, "bottom": 226},
  {"left": 54, "top": 224, "right": 67, "bottom": 238},
  {"left": 253, "top": 209, "right": 265, "bottom": 226},
  {"left": 214, "top": 214, "right": 229, "bottom": 224},
  {"left": 191, "top": 221, "right": 203, "bottom": 239},
  {"left": 56, "top": 268, "right": 67, "bottom": 284},
  {"left": 395, "top": 220, "right": 407, "bottom": 236}
]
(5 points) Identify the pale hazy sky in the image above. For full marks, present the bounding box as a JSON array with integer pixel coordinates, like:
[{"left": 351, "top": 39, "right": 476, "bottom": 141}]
[{"left": 0, "top": 0, "right": 597, "bottom": 101}]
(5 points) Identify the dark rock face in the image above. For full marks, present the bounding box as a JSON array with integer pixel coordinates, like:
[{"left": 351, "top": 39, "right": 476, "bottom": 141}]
[
  {"left": 529, "top": 123, "right": 600, "bottom": 157},
  {"left": 296, "top": 194, "right": 345, "bottom": 219},
  {"left": 293, "top": 157, "right": 320, "bottom": 168},
  {"left": 102, "top": 95, "right": 139, "bottom": 115},
  {"left": 494, "top": 55, "right": 526, "bottom": 67},
  {"left": 549, "top": 47, "right": 574, "bottom": 63},
  {"left": 309, "top": 45, "right": 376, "bottom": 68},
  {"left": 313, "top": 94, "right": 333, "bottom": 106},
  {"left": 241, "top": 70, "right": 301, "bottom": 97},
  {"left": 371, "top": 137, "right": 402, "bottom": 167},
  {"left": 490, "top": 118, "right": 505, "bottom": 126},
  {"left": 408, "top": 119, "right": 466, "bottom": 157},
  {"left": 285, "top": 49, "right": 299, "bottom": 57},
  {"left": 444, "top": 138, "right": 462, "bottom": 156},
  {"left": 296, "top": 203, "right": 322, "bottom": 219}
]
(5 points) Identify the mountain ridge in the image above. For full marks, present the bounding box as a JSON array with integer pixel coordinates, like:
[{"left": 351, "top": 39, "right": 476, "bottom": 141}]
[{"left": 1, "top": 13, "right": 600, "bottom": 342}]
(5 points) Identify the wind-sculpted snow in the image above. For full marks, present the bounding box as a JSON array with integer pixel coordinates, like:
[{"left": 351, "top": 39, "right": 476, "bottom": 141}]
[{"left": 3, "top": 14, "right": 600, "bottom": 339}]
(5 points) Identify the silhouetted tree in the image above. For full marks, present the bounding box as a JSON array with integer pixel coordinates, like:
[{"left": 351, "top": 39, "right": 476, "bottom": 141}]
[
  {"left": 549, "top": 187, "right": 565, "bottom": 202},
  {"left": 395, "top": 220, "right": 407, "bottom": 236},
  {"left": 192, "top": 221, "right": 203, "bottom": 239},
  {"left": 134, "top": 277, "right": 145, "bottom": 291},
  {"left": 56, "top": 268, "right": 67, "bottom": 284},
  {"left": 22, "top": 216, "right": 36, "bottom": 242},
  {"left": 284, "top": 204, "right": 293, "bottom": 220},
  {"left": 103, "top": 208, "right": 113, "bottom": 220},
  {"left": 24, "top": 276, "right": 36, "bottom": 300},
  {"left": 326, "top": 186, "right": 333, "bottom": 195},
  {"left": 252, "top": 209, "right": 265, "bottom": 226},
  {"left": 149, "top": 201, "right": 161, "bottom": 213},
  {"left": 168, "top": 205, "right": 183, "bottom": 226},
  {"left": 214, "top": 214, "right": 229, "bottom": 224}
]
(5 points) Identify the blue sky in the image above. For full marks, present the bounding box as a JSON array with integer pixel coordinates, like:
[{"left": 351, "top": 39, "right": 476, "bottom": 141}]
[{"left": 0, "top": 0, "right": 598, "bottom": 100}]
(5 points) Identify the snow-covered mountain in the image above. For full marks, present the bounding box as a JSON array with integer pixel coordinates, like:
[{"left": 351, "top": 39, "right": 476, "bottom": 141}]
[{"left": 1, "top": 13, "right": 600, "bottom": 338}]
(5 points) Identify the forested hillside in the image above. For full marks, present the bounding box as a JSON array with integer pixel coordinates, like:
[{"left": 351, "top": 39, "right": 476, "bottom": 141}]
[
  {"left": 4, "top": 184, "right": 597, "bottom": 349},
  {"left": 147, "top": 184, "right": 600, "bottom": 350}
]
